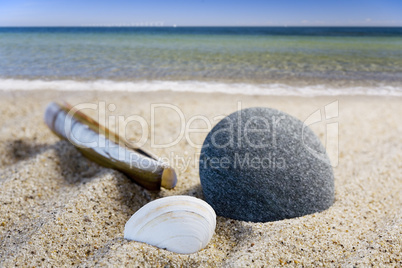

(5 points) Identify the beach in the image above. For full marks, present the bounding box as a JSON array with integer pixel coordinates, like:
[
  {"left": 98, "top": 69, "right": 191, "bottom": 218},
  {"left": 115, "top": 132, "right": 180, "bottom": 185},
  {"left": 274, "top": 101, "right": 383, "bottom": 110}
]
[{"left": 0, "top": 89, "right": 401, "bottom": 267}]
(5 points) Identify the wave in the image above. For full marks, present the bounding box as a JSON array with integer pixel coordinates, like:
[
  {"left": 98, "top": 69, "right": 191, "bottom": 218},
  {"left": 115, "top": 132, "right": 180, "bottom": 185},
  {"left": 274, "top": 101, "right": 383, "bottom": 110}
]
[{"left": 1, "top": 78, "right": 402, "bottom": 96}]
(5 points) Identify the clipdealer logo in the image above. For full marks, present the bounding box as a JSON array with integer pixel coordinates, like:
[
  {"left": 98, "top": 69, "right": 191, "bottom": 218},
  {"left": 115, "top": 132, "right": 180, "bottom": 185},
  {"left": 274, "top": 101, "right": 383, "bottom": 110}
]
[{"left": 63, "top": 100, "right": 339, "bottom": 171}]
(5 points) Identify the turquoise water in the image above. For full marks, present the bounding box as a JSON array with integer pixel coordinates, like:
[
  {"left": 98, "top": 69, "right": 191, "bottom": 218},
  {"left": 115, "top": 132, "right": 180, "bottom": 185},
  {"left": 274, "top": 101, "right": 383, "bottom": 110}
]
[{"left": 0, "top": 27, "right": 401, "bottom": 86}]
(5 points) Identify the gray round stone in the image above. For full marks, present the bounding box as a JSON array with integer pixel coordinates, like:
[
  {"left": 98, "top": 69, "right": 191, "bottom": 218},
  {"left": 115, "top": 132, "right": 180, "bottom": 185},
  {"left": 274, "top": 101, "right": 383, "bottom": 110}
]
[{"left": 199, "top": 107, "right": 334, "bottom": 222}]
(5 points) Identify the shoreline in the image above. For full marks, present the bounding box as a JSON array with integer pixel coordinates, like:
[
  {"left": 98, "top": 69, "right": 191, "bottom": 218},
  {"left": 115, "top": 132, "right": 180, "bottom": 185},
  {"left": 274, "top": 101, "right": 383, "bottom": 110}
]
[
  {"left": 1, "top": 78, "right": 402, "bottom": 97},
  {"left": 0, "top": 90, "right": 401, "bottom": 266}
]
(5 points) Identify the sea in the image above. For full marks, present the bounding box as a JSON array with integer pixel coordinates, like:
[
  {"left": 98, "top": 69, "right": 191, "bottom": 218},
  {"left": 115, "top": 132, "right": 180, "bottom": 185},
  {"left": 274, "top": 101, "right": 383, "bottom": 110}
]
[{"left": 0, "top": 27, "right": 401, "bottom": 96}]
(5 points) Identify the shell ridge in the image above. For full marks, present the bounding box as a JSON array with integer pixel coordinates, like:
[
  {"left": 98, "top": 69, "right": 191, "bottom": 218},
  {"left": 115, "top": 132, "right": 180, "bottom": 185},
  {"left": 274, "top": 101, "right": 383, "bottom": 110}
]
[
  {"left": 155, "top": 234, "right": 203, "bottom": 247},
  {"left": 134, "top": 210, "right": 210, "bottom": 239},
  {"left": 156, "top": 235, "right": 204, "bottom": 254}
]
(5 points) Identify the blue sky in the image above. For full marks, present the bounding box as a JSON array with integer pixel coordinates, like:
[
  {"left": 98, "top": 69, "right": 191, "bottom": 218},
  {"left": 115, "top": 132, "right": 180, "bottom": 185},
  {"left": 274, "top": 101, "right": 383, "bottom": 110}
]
[{"left": 0, "top": 0, "right": 401, "bottom": 27}]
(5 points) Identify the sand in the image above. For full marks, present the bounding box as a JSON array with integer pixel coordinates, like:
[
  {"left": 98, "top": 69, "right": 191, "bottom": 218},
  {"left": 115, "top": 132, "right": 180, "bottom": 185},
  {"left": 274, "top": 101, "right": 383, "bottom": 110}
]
[{"left": 0, "top": 90, "right": 401, "bottom": 267}]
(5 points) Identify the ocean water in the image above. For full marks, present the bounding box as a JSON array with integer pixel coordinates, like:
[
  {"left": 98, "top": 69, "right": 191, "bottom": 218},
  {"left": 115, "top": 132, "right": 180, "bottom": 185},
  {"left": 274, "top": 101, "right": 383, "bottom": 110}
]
[{"left": 0, "top": 27, "right": 401, "bottom": 95}]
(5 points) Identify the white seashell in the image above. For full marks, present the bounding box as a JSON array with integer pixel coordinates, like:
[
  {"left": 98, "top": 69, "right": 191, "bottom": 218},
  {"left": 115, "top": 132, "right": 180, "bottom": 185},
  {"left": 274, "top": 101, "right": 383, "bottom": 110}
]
[{"left": 124, "top": 195, "right": 216, "bottom": 254}]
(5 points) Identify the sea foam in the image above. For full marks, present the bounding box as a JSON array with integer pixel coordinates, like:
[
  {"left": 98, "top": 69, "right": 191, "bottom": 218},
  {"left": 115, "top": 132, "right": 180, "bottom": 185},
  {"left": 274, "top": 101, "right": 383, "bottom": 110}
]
[{"left": 0, "top": 79, "right": 401, "bottom": 97}]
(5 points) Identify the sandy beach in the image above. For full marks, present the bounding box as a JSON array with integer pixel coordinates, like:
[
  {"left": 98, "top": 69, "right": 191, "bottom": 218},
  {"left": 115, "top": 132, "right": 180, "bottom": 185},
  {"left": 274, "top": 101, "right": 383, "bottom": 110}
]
[{"left": 0, "top": 90, "right": 401, "bottom": 267}]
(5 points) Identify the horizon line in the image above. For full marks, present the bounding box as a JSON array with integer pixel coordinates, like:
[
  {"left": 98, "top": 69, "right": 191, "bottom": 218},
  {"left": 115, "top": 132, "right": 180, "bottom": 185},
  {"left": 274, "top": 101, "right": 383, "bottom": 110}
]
[{"left": 1, "top": 25, "right": 402, "bottom": 28}]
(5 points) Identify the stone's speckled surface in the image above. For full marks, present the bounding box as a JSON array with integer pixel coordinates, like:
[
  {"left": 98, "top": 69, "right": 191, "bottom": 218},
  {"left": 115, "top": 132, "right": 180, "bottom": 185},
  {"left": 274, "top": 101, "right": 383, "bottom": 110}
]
[{"left": 199, "top": 107, "right": 334, "bottom": 222}]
